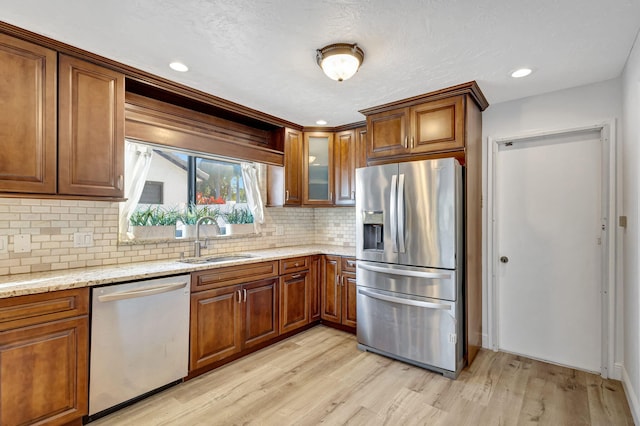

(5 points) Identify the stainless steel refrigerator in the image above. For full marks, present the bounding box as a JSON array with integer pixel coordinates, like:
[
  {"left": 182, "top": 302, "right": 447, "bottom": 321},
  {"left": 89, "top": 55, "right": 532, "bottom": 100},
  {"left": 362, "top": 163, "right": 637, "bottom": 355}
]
[{"left": 355, "top": 157, "right": 464, "bottom": 378}]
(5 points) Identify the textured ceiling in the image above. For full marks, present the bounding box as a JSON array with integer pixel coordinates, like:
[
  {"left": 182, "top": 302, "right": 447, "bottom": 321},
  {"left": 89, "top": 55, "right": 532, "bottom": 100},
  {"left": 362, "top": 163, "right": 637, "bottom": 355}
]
[{"left": 1, "top": 0, "right": 639, "bottom": 126}]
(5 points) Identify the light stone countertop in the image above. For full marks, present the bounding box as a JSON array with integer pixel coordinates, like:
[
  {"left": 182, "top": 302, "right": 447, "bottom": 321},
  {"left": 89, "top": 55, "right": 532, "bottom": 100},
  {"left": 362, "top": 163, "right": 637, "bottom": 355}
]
[{"left": 0, "top": 245, "right": 355, "bottom": 299}]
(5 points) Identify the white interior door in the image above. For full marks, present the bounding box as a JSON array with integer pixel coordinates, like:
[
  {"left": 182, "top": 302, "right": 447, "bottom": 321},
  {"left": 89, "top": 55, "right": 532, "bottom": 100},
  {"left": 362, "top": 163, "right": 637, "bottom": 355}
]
[{"left": 496, "top": 129, "right": 603, "bottom": 373}]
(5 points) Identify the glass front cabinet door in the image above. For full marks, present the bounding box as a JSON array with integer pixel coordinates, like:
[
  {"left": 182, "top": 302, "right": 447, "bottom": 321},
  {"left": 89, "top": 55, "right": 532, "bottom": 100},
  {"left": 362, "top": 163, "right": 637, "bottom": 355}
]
[{"left": 303, "top": 132, "right": 334, "bottom": 205}]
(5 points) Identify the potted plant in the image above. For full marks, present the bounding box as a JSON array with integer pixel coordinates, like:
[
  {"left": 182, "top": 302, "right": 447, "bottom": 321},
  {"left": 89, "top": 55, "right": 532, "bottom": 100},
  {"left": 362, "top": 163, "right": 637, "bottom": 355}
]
[
  {"left": 222, "top": 206, "right": 254, "bottom": 235},
  {"left": 179, "top": 205, "right": 220, "bottom": 239},
  {"left": 129, "top": 206, "right": 179, "bottom": 240}
]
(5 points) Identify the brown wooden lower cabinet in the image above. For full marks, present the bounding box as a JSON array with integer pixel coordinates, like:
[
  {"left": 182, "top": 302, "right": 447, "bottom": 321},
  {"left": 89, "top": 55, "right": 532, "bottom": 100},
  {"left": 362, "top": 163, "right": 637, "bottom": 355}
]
[
  {"left": 0, "top": 289, "right": 89, "bottom": 426},
  {"left": 341, "top": 271, "right": 357, "bottom": 328},
  {"left": 190, "top": 278, "right": 279, "bottom": 372},
  {"left": 321, "top": 255, "right": 357, "bottom": 328},
  {"left": 309, "top": 255, "right": 321, "bottom": 322},
  {"left": 280, "top": 271, "right": 309, "bottom": 334}
]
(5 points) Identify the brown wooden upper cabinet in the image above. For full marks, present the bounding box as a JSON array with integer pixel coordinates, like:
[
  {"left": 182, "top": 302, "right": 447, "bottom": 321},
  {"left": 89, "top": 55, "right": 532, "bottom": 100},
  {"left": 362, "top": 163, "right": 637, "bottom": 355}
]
[
  {"left": 266, "top": 128, "right": 303, "bottom": 206},
  {"left": 303, "top": 131, "right": 334, "bottom": 205},
  {"left": 365, "top": 95, "right": 467, "bottom": 161},
  {"left": 0, "top": 32, "right": 125, "bottom": 198},
  {"left": 0, "top": 33, "right": 57, "bottom": 194},
  {"left": 58, "top": 54, "right": 125, "bottom": 197},
  {"left": 333, "top": 129, "right": 356, "bottom": 206}
]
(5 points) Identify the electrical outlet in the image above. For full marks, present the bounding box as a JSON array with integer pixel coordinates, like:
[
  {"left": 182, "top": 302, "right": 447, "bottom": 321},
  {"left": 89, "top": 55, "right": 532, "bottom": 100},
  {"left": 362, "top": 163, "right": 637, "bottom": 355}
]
[
  {"left": 0, "top": 236, "right": 7, "bottom": 254},
  {"left": 74, "top": 232, "right": 94, "bottom": 248},
  {"left": 14, "top": 234, "right": 31, "bottom": 253}
]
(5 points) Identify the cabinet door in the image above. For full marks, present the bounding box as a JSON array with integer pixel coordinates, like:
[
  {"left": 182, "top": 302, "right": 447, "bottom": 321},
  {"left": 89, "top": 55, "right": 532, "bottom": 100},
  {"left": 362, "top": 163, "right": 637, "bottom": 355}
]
[
  {"left": 334, "top": 130, "right": 356, "bottom": 206},
  {"left": 243, "top": 279, "right": 279, "bottom": 348},
  {"left": 367, "top": 108, "right": 409, "bottom": 159},
  {"left": 0, "top": 34, "right": 57, "bottom": 194},
  {"left": 309, "top": 255, "right": 321, "bottom": 322},
  {"left": 58, "top": 54, "right": 125, "bottom": 197},
  {"left": 321, "top": 255, "right": 341, "bottom": 323},
  {"left": 190, "top": 285, "right": 242, "bottom": 371},
  {"left": 0, "top": 317, "right": 88, "bottom": 426},
  {"left": 342, "top": 272, "right": 357, "bottom": 328},
  {"left": 280, "top": 271, "right": 309, "bottom": 334},
  {"left": 356, "top": 126, "right": 368, "bottom": 169},
  {"left": 284, "top": 128, "right": 303, "bottom": 206},
  {"left": 303, "top": 132, "right": 334, "bottom": 205},
  {"left": 410, "top": 96, "right": 465, "bottom": 154}
]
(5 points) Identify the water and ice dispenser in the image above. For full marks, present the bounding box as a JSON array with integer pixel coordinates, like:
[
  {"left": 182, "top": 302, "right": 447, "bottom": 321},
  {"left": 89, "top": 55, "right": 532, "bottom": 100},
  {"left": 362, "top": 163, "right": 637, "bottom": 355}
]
[{"left": 362, "top": 211, "right": 384, "bottom": 251}]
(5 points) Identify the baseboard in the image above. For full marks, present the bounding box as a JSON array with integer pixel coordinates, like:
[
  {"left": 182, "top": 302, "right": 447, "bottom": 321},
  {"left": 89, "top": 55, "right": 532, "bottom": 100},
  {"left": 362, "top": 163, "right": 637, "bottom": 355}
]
[
  {"left": 481, "top": 333, "right": 489, "bottom": 349},
  {"left": 612, "top": 362, "right": 623, "bottom": 381},
  {"left": 621, "top": 365, "right": 640, "bottom": 425}
]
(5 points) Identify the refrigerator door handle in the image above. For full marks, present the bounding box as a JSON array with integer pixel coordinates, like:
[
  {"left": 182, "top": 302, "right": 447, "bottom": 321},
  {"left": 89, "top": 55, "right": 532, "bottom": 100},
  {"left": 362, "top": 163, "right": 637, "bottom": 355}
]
[
  {"left": 358, "top": 262, "right": 452, "bottom": 280},
  {"left": 358, "top": 288, "right": 455, "bottom": 318},
  {"left": 390, "top": 174, "right": 398, "bottom": 253},
  {"left": 397, "top": 173, "right": 406, "bottom": 253}
]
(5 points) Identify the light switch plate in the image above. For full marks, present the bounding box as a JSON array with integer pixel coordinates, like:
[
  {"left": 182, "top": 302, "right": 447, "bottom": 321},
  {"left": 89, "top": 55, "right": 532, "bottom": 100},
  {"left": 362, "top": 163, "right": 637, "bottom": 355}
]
[
  {"left": 74, "top": 232, "right": 94, "bottom": 248},
  {"left": 14, "top": 234, "right": 31, "bottom": 253},
  {"left": 0, "top": 236, "right": 7, "bottom": 254}
]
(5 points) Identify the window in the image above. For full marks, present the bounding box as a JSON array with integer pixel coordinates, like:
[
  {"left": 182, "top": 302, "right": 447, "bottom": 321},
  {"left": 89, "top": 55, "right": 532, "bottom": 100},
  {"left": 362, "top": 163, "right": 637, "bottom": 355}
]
[
  {"left": 138, "top": 181, "right": 163, "bottom": 204},
  {"left": 121, "top": 140, "right": 257, "bottom": 240},
  {"left": 195, "top": 158, "right": 247, "bottom": 205}
]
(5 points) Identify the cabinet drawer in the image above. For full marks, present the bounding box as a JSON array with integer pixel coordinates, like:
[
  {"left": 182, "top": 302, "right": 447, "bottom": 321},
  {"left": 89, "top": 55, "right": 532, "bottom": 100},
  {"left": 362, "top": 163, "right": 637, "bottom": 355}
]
[
  {"left": 279, "top": 256, "right": 309, "bottom": 274},
  {"left": 191, "top": 261, "right": 279, "bottom": 292},
  {"left": 0, "top": 288, "right": 89, "bottom": 332},
  {"left": 342, "top": 257, "right": 357, "bottom": 273}
]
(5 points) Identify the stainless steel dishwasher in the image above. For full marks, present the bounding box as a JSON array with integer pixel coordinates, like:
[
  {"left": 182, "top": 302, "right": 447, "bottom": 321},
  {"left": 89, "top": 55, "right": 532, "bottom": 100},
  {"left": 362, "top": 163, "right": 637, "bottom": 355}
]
[{"left": 88, "top": 274, "right": 190, "bottom": 419}]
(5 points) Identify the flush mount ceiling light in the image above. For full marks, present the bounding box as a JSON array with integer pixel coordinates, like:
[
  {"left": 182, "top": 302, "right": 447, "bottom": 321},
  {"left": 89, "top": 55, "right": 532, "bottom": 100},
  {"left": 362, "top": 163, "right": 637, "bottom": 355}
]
[
  {"left": 169, "top": 62, "right": 189, "bottom": 72},
  {"left": 316, "top": 43, "right": 364, "bottom": 82},
  {"left": 316, "top": 119, "right": 328, "bottom": 125},
  {"left": 511, "top": 68, "right": 533, "bottom": 78}
]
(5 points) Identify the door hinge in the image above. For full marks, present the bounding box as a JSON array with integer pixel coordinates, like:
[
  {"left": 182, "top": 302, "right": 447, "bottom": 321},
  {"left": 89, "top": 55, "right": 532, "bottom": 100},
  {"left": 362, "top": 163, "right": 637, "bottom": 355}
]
[{"left": 448, "top": 333, "right": 457, "bottom": 344}]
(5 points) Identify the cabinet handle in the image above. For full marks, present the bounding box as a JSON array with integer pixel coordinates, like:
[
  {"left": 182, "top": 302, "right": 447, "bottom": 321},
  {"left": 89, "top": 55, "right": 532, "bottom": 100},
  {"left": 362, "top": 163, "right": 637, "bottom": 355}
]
[
  {"left": 236, "top": 289, "right": 241, "bottom": 303},
  {"left": 117, "top": 175, "right": 123, "bottom": 190},
  {"left": 285, "top": 190, "right": 290, "bottom": 201},
  {"left": 243, "top": 288, "right": 247, "bottom": 302},
  {"left": 347, "top": 261, "right": 355, "bottom": 267},
  {"left": 329, "top": 191, "right": 333, "bottom": 201},
  {"left": 404, "top": 136, "right": 408, "bottom": 148},
  {"left": 291, "top": 274, "right": 302, "bottom": 279},
  {"left": 351, "top": 191, "right": 355, "bottom": 200},
  {"left": 411, "top": 137, "right": 415, "bottom": 147}
]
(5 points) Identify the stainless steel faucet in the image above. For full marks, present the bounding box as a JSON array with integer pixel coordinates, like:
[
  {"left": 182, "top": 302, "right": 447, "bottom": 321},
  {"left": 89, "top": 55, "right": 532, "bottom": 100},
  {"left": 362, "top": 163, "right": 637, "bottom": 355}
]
[{"left": 194, "top": 216, "right": 219, "bottom": 257}]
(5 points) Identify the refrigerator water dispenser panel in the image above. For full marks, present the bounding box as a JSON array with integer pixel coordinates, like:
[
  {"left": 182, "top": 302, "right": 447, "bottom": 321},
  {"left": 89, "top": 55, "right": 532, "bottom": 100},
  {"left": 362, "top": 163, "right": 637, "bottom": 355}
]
[{"left": 362, "top": 211, "right": 384, "bottom": 250}]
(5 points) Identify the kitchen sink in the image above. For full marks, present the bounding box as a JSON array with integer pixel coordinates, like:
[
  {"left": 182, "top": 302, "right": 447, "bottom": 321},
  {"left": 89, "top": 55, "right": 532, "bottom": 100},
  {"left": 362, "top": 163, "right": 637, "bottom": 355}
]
[{"left": 178, "top": 254, "right": 255, "bottom": 264}]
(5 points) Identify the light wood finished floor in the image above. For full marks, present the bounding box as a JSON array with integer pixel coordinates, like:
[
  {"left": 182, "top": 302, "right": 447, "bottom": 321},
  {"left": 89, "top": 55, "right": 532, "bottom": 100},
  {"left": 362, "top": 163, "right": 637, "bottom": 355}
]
[{"left": 93, "top": 326, "right": 633, "bottom": 425}]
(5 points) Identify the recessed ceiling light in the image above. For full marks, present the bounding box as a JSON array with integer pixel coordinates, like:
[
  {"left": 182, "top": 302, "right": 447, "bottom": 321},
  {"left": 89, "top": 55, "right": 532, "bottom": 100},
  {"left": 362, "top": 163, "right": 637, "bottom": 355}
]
[
  {"left": 316, "top": 120, "right": 328, "bottom": 125},
  {"left": 511, "top": 68, "right": 533, "bottom": 78},
  {"left": 169, "top": 62, "right": 189, "bottom": 72}
]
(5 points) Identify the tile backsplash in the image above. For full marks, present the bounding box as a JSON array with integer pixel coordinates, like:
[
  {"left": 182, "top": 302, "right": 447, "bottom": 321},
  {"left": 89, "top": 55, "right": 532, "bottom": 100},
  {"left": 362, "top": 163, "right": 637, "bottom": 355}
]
[{"left": 0, "top": 198, "right": 355, "bottom": 275}]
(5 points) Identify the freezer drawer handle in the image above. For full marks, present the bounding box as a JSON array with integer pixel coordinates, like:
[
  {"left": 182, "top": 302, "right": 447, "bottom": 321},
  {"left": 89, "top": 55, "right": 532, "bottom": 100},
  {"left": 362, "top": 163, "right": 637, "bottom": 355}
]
[
  {"left": 97, "top": 282, "right": 188, "bottom": 302},
  {"left": 358, "top": 262, "right": 451, "bottom": 280},
  {"left": 358, "top": 288, "right": 454, "bottom": 317}
]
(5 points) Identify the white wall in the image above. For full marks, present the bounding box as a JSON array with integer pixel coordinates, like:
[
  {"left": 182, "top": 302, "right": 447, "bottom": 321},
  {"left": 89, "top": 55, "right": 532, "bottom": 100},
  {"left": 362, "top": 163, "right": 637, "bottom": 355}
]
[
  {"left": 482, "top": 78, "right": 624, "bottom": 373},
  {"left": 622, "top": 30, "right": 640, "bottom": 424},
  {"left": 144, "top": 154, "right": 188, "bottom": 208}
]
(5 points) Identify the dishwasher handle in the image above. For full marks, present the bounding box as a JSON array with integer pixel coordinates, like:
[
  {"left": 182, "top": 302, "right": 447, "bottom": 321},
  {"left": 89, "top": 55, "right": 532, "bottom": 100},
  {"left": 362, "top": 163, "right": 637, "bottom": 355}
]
[{"left": 97, "top": 282, "right": 188, "bottom": 302}]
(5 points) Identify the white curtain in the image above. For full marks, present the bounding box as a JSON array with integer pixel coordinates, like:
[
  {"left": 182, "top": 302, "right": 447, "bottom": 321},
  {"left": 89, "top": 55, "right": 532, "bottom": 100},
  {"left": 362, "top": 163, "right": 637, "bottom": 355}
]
[
  {"left": 241, "top": 162, "right": 265, "bottom": 231},
  {"left": 119, "top": 142, "right": 154, "bottom": 238}
]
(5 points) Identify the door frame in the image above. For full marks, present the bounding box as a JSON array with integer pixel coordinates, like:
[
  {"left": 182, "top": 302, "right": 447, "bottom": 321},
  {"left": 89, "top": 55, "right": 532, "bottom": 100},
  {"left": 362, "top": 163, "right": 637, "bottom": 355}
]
[{"left": 486, "top": 121, "right": 618, "bottom": 378}]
